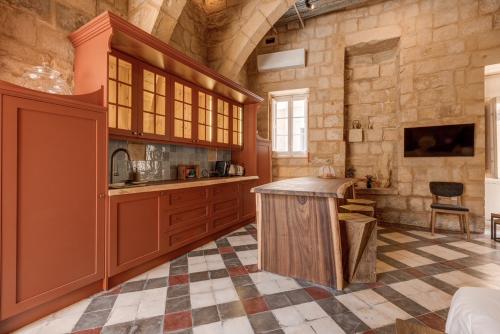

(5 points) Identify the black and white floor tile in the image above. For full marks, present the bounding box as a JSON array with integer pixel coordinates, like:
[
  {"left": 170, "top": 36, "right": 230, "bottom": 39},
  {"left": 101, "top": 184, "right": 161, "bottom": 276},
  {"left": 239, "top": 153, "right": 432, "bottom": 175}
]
[{"left": 15, "top": 224, "right": 500, "bottom": 334}]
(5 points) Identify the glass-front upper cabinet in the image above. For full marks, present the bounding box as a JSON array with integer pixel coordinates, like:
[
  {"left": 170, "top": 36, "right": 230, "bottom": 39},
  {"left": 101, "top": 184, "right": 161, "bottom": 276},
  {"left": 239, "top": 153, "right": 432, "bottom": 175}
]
[
  {"left": 141, "top": 68, "right": 167, "bottom": 139},
  {"left": 197, "top": 91, "right": 213, "bottom": 144},
  {"left": 172, "top": 80, "right": 193, "bottom": 142},
  {"left": 108, "top": 54, "right": 133, "bottom": 134},
  {"left": 215, "top": 98, "right": 230, "bottom": 146},
  {"left": 232, "top": 104, "right": 243, "bottom": 148}
]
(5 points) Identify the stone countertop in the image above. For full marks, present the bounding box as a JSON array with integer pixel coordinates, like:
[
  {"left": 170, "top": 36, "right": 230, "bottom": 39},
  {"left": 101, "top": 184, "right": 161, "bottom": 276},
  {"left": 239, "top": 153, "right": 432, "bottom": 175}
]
[
  {"left": 108, "top": 176, "right": 259, "bottom": 196},
  {"left": 251, "top": 177, "right": 355, "bottom": 198}
]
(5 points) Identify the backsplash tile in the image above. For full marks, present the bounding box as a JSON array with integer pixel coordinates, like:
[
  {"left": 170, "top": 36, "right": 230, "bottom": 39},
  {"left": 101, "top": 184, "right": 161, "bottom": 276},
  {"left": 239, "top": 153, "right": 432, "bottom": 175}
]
[{"left": 109, "top": 140, "right": 231, "bottom": 184}]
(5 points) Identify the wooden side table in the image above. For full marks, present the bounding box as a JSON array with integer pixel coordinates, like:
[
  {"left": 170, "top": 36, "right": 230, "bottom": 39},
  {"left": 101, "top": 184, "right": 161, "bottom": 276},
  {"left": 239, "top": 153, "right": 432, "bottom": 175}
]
[{"left": 491, "top": 213, "right": 500, "bottom": 241}]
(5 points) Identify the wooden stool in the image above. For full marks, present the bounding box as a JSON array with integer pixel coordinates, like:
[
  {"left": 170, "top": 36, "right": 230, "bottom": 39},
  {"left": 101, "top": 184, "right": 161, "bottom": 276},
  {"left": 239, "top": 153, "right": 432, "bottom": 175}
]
[
  {"left": 492, "top": 213, "right": 500, "bottom": 241},
  {"left": 346, "top": 198, "right": 376, "bottom": 207},
  {"left": 339, "top": 204, "right": 375, "bottom": 217},
  {"left": 338, "top": 212, "right": 377, "bottom": 283}
]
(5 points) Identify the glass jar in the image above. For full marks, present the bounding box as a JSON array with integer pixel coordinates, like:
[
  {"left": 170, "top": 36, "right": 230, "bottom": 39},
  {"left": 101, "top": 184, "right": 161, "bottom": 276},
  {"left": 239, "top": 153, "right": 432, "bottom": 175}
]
[{"left": 21, "top": 63, "right": 71, "bottom": 95}]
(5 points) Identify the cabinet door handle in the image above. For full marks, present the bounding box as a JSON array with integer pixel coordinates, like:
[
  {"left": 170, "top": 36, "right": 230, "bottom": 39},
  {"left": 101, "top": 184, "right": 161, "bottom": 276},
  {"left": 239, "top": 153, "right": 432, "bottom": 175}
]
[
  {"left": 138, "top": 132, "right": 144, "bottom": 136},
  {"left": 98, "top": 193, "right": 105, "bottom": 199},
  {"left": 132, "top": 131, "right": 138, "bottom": 135}
]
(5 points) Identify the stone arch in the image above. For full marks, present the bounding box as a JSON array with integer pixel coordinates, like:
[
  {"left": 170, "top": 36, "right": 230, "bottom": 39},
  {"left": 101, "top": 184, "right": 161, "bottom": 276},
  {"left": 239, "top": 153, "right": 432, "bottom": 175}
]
[
  {"left": 207, "top": 0, "right": 296, "bottom": 79},
  {"left": 128, "top": 0, "right": 187, "bottom": 42}
]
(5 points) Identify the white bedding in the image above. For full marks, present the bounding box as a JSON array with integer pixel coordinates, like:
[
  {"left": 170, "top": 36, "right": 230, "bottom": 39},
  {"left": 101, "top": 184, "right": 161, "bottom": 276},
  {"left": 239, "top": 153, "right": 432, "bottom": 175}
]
[{"left": 446, "top": 287, "right": 500, "bottom": 334}]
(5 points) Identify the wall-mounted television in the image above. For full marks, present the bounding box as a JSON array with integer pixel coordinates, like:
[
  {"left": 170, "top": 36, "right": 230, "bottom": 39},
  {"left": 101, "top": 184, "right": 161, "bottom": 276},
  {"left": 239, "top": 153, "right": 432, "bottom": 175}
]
[{"left": 404, "top": 124, "right": 475, "bottom": 157}]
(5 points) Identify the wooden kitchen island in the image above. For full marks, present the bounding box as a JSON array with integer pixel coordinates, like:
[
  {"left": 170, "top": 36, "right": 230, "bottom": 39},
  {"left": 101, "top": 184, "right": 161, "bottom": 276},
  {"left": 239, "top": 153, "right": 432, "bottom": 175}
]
[{"left": 252, "top": 177, "right": 377, "bottom": 290}]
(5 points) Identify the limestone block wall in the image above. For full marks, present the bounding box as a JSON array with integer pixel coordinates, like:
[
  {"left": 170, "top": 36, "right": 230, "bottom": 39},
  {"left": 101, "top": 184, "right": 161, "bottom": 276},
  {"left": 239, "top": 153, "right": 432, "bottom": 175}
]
[
  {"left": 0, "top": 0, "right": 127, "bottom": 89},
  {"left": 168, "top": 1, "right": 208, "bottom": 65},
  {"left": 248, "top": 0, "right": 500, "bottom": 233},
  {"left": 345, "top": 39, "right": 400, "bottom": 188},
  {"left": 247, "top": 27, "right": 347, "bottom": 179}
]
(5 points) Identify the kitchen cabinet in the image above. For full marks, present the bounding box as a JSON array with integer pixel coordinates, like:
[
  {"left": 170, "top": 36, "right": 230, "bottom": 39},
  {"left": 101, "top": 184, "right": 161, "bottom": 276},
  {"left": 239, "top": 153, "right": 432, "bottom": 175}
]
[
  {"left": 231, "top": 104, "right": 243, "bottom": 148},
  {"left": 240, "top": 180, "right": 257, "bottom": 221},
  {"left": 0, "top": 82, "right": 106, "bottom": 328},
  {"left": 215, "top": 97, "right": 230, "bottom": 147},
  {"left": 107, "top": 52, "right": 135, "bottom": 137},
  {"left": 172, "top": 79, "right": 194, "bottom": 143},
  {"left": 109, "top": 192, "right": 162, "bottom": 276},
  {"left": 197, "top": 90, "right": 214, "bottom": 145},
  {"left": 108, "top": 179, "right": 257, "bottom": 283},
  {"left": 140, "top": 65, "right": 169, "bottom": 140}
]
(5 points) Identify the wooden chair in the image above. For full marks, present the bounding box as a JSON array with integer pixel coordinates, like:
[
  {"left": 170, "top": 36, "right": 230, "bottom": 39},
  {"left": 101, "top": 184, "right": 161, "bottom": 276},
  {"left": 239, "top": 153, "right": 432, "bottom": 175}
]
[
  {"left": 346, "top": 183, "right": 376, "bottom": 207},
  {"left": 429, "top": 181, "right": 470, "bottom": 240}
]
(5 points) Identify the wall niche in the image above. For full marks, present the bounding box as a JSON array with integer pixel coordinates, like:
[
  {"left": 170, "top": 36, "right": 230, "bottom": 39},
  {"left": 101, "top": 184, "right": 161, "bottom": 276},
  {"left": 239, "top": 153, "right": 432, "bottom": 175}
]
[{"left": 344, "top": 38, "right": 400, "bottom": 189}]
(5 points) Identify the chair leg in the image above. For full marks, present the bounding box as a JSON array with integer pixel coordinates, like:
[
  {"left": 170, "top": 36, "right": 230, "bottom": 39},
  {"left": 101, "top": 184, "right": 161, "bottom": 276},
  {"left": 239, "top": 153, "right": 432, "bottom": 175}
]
[
  {"left": 464, "top": 214, "right": 470, "bottom": 241},
  {"left": 491, "top": 215, "right": 494, "bottom": 240},
  {"left": 431, "top": 210, "right": 436, "bottom": 235},
  {"left": 458, "top": 214, "right": 464, "bottom": 233}
]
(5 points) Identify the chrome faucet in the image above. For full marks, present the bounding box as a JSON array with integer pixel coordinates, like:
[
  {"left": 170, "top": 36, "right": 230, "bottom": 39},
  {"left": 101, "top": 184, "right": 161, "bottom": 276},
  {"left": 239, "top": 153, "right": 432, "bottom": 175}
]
[{"left": 110, "top": 148, "right": 132, "bottom": 184}]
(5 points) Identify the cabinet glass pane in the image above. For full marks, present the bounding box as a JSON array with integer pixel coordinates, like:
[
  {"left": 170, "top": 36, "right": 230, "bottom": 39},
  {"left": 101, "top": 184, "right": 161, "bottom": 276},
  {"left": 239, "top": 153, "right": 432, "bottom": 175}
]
[
  {"left": 108, "top": 104, "right": 116, "bottom": 128},
  {"left": 143, "top": 112, "right": 154, "bottom": 133},
  {"left": 118, "top": 83, "right": 131, "bottom": 107},
  {"left": 108, "top": 55, "right": 117, "bottom": 79},
  {"left": 224, "top": 130, "right": 228, "bottom": 143},
  {"left": 174, "top": 82, "right": 183, "bottom": 101},
  {"left": 156, "top": 76, "right": 166, "bottom": 95},
  {"left": 175, "top": 101, "right": 183, "bottom": 119},
  {"left": 184, "top": 86, "right": 192, "bottom": 104},
  {"left": 117, "top": 107, "right": 131, "bottom": 130},
  {"left": 184, "top": 104, "right": 191, "bottom": 121},
  {"left": 118, "top": 59, "right": 132, "bottom": 84},
  {"left": 156, "top": 95, "right": 165, "bottom": 115},
  {"left": 199, "top": 108, "right": 205, "bottom": 125},
  {"left": 224, "top": 115, "right": 229, "bottom": 129},
  {"left": 217, "top": 129, "right": 222, "bottom": 141},
  {"left": 174, "top": 119, "right": 183, "bottom": 137},
  {"left": 207, "top": 95, "right": 213, "bottom": 110},
  {"left": 108, "top": 80, "right": 116, "bottom": 104},
  {"left": 156, "top": 115, "right": 165, "bottom": 135},
  {"left": 199, "top": 92, "right": 205, "bottom": 108},
  {"left": 143, "top": 70, "right": 154, "bottom": 92},
  {"left": 184, "top": 122, "right": 191, "bottom": 139},
  {"left": 143, "top": 91, "right": 154, "bottom": 112},
  {"left": 233, "top": 132, "right": 237, "bottom": 144},
  {"left": 198, "top": 124, "right": 205, "bottom": 140}
]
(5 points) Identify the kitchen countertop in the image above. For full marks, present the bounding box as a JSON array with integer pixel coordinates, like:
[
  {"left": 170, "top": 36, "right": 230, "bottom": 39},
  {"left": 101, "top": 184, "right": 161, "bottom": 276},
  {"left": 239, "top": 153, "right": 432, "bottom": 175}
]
[
  {"left": 251, "top": 177, "right": 355, "bottom": 198},
  {"left": 108, "top": 176, "right": 259, "bottom": 196}
]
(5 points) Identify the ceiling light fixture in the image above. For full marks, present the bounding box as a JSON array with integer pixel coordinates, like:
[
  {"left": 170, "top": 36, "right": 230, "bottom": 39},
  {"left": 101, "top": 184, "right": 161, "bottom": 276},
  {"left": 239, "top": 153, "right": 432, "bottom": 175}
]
[{"left": 305, "top": 0, "right": 316, "bottom": 10}]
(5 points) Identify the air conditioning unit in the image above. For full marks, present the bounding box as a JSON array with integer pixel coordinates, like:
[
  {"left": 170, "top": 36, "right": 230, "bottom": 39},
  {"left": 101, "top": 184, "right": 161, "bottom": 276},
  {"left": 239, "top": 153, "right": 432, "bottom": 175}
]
[{"left": 257, "top": 48, "right": 306, "bottom": 72}]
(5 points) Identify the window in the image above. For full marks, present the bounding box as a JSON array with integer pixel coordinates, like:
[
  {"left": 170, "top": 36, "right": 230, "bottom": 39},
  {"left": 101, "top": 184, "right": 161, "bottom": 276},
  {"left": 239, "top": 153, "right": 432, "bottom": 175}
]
[{"left": 272, "top": 94, "right": 308, "bottom": 156}]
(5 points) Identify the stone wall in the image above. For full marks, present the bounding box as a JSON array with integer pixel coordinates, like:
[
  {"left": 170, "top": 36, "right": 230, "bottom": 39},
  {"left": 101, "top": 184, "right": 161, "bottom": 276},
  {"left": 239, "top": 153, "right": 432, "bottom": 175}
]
[
  {"left": 345, "top": 39, "right": 400, "bottom": 189},
  {"left": 0, "top": 0, "right": 127, "bottom": 89},
  {"left": 168, "top": 0, "right": 208, "bottom": 65},
  {"left": 248, "top": 0, "right": 500, "bottom": 233}
]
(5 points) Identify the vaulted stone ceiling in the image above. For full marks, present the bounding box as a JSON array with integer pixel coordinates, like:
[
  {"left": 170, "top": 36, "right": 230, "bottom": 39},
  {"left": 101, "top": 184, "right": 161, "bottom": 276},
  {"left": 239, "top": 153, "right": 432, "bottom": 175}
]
[{"left": 128, "top": 0, "right": 383, "bottom": 82}]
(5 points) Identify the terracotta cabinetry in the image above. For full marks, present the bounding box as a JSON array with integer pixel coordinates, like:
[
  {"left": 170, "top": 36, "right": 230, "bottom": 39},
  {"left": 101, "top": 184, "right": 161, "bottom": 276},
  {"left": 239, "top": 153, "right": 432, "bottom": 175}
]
[
  {"left": 108, "top": 180, "right": 255, "bottom": 281},
  {"left": 109, "top": 192, "right": 162, "bottom": 276},
  {"left": 0, "top": 82, "right": 106, "bottom": 331}
]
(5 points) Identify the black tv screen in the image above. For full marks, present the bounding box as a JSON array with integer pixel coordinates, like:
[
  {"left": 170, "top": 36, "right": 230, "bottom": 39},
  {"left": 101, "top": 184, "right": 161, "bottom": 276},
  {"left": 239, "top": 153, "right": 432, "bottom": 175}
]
[{"left": 404, "top": 124, "right": 474, "bottom": 157}]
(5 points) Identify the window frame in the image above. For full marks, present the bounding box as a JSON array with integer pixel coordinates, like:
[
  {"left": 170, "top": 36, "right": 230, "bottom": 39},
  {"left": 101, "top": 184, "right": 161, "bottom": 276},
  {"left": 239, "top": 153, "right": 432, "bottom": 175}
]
[{"left": 271, "top": 93, "right": 308, "bottom": 158}]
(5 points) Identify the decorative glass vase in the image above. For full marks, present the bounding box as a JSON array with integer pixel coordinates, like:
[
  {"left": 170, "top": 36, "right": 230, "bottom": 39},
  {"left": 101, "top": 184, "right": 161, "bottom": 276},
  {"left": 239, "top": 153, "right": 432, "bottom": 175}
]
[{"left": 21, "top": 63, "right": 71, "bottom": 95}]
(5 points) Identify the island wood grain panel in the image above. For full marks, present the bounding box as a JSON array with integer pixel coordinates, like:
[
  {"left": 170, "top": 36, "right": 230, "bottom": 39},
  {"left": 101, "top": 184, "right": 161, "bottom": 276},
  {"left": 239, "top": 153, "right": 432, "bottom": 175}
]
[
  {"left": 259, "top": 194, "right": 340, "bottom": 288},
  {"left": 252, "top": 177, "right": 355, "bottom": 198}
]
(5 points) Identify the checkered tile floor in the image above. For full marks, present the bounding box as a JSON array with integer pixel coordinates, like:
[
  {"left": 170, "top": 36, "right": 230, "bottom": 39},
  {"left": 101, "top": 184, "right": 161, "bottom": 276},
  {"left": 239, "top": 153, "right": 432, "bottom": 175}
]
[{"left": 16, "top": 224, "right": 500, "bottom": 334}]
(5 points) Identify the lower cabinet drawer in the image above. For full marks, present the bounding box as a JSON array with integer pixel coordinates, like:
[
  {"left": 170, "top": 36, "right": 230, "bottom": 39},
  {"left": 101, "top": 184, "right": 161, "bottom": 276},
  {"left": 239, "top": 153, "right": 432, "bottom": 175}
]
[
  {"left": 164, "top": 205, "right": 210, "bottom": 231},
  {"left": 165, "top": 222, "right": 209, "bottom": 252},
  {"left": 213, "top": 198, "right": 238, "bottom": 215},
  {"left": 212, "top": 183, "right": 239, "bottom": 200},
  {"left": 213, "top": 210, "right": 239, "bottom": 230}
]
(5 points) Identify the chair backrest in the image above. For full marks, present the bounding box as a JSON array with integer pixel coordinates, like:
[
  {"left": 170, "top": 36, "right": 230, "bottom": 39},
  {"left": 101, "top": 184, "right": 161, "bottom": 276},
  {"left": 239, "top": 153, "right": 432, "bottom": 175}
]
[{"left": 429, "top": 182, "right": 464, "bottom": 197}]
